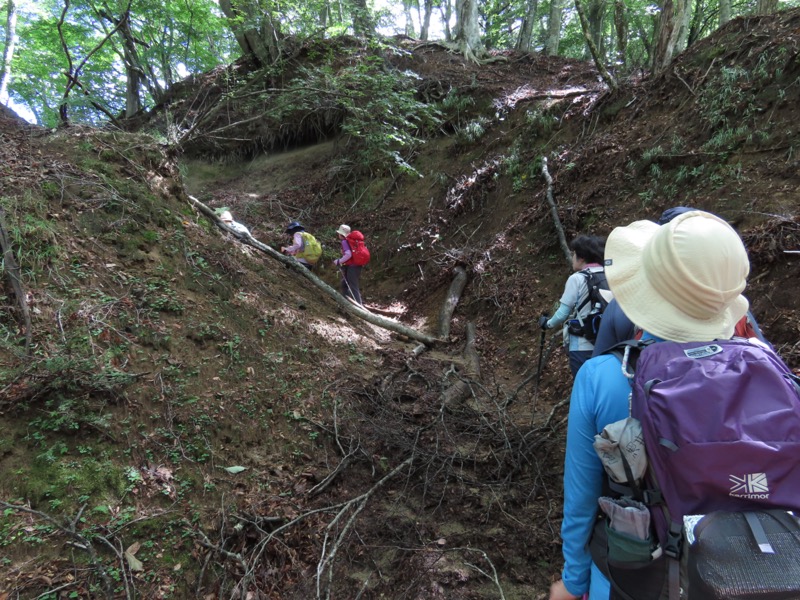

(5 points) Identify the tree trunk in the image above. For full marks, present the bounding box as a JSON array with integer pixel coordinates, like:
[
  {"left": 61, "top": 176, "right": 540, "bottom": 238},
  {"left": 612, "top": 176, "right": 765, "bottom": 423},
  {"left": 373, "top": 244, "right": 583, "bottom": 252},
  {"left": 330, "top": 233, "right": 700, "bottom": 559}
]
[
  {"left": 545, "top": 0, "right": 564, "bottom": 55},
  {"left": 0, "top": 0, "right": 17, "bottom": 104},
  {"left": 675, "top": 0, "right": 691, "bottom": 55},
  {"left": 440, "top": 0, "right": 453, "bottom": 41},
  {"left": 420, "top": 0, "right": 433, "bottom": 40},
  {"left": 586, "top": 0, "right": 605, "bottom": 58},
  {"left": 574, "top": 0, "right": 617, "bottom": 89},
  {"left": 516, "top": 0, "right": 539, "bottom": 51},
  {"left": 403, "top": 0, "right": 415, "bottom": 37},
  {"left": 651, "top": 0, "right": 688, "bottom": 72},
  {"left": 613, "top": 0, "right": 627, "bottom": 71},
  {"left": 350, "top": 0, "right": 375, "bottom": 37},
  {"left": 438, "top": 266, "right": 468, "bottom": 340},
  {"left": 96, "top": 7, "right": 165, "bottom": 115},
  {"left": 719, "top": 0, "right": 731, "bottom": 26},
  {"left": 453, "top": 0, "right": 483, "bottom": 62},
  {"left": 218, "top": 0, "right": 281, "bottom": 66},
  {"left": 119, "top": 13, "right": 141, "bottom": 117},
  {"left": 440, "top": 322, "right": 481, "bottom": 408},
  {"left": 755, "top": 0, "right": 778, "bottom": 14},
  {"left": 541, "top": 157, "right": 573, "bottom": 265}
]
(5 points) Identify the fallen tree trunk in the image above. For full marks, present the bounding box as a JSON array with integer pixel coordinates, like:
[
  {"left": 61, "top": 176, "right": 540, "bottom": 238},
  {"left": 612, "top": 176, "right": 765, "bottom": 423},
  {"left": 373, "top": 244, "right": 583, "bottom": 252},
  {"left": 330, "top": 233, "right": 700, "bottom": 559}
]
[
  {"left": 187, "top": 195, "right": 440, "bottom": 346},
  {"left": 441, "top": 321, "right": 481, "bottom": 407},
  {"left": 437, "top": 266, "right": 468, "bottom": 340}
]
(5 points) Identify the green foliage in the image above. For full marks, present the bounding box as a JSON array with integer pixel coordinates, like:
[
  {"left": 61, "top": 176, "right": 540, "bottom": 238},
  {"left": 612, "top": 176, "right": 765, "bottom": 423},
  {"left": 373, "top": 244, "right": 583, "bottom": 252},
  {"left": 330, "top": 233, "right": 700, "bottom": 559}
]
[
  {"left": 3, "top": 354, "right": 136, "bottom": 409},
  {"left": 0, "top": 193, "right": 61, "bottom": 283},
  {"left": 435, "top": 89, "right": 476, "bottom": 131},
  {"left": 264, "top": 47, "right": 441, "bottom": 178},
  {"left": 697, "top": 50, "right": 787, "bottom": 153},
  {"left": 454, "top": 116, "right": 490, "bottom": 145},
  {"left": 132, "top": 277, "right": 185, "bottom": 313},
  {"left": 525, "top": 107, "right": 558, "bottom": 136},
  {"left": 8, "top": 0, "right": 235, "bottom": 126}
]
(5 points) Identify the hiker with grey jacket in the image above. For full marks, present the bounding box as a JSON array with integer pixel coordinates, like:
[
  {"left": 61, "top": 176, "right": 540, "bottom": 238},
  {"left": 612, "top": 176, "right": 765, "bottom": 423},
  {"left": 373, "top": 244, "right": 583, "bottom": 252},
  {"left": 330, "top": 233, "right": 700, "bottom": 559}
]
[
  {"left": 548, "top": 211, "right": 751, "bottom": 600},
  {"left": 538, "top": 235, "right": 606, "bottom": 377}
]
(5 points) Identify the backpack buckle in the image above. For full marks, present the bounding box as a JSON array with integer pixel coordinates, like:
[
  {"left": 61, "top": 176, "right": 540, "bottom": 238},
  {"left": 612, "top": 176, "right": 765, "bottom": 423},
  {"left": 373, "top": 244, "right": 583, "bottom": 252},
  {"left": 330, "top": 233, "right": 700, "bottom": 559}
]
[
  {"left": 642, "top": 488, "right": 663, "bottom": 506},
  {"left": 665, "top": 522, "right": 683, "bottom": 559}
]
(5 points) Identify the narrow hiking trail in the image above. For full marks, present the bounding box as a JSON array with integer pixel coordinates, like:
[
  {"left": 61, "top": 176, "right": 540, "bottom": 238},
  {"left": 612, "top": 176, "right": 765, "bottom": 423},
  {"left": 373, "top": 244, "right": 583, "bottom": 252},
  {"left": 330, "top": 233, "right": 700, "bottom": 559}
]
[{"left": 1, "top": 15, "right": 800, "bottom": 598}]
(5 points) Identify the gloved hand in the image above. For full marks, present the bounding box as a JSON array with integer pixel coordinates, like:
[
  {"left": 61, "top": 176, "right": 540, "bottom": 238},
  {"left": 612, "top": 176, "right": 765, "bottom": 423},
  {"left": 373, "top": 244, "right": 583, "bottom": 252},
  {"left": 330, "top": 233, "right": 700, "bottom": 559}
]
[{"left": 538, "top": 315, "right": 550, "bottom": 330}]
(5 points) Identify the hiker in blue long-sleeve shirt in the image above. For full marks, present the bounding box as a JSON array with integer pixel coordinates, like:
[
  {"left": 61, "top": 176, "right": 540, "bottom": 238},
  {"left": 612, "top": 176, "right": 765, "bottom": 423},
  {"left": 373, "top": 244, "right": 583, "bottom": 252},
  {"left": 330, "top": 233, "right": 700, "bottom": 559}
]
[{"left": 549, "top": 211, "right": 751, "bottom": 600}]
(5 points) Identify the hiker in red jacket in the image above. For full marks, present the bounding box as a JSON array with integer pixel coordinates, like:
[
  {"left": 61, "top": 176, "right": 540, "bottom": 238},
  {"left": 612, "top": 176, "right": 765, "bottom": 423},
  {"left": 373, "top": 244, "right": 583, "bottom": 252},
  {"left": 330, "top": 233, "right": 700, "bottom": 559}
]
[{"left": 332, "top": 224, "right": 367, "bottom": 306}]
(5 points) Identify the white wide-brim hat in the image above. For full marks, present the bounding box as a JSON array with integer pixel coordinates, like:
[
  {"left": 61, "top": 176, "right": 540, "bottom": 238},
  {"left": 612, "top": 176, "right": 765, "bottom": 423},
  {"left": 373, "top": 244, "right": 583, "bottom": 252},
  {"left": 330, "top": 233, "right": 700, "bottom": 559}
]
[
  {"left": 604, "top": 211, "right": 750, "bottom": 342},
  {"left": 336, "top": 224, "right": 351, "bottom": 237}
]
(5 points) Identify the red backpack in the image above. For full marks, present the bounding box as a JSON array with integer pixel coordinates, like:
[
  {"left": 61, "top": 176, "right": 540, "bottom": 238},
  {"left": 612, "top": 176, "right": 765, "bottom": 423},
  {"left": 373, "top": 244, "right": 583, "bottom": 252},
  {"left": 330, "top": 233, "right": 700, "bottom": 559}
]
[{"left": 345, "top": 231, "right": 370, "bottom": 266}]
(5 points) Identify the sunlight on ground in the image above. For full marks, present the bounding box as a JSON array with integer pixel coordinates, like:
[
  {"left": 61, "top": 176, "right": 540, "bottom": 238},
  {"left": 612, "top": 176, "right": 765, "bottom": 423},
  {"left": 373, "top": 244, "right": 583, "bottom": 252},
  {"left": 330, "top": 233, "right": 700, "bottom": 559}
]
[{"left": 308, "top": 318, "right": 384, "bottom": 348}]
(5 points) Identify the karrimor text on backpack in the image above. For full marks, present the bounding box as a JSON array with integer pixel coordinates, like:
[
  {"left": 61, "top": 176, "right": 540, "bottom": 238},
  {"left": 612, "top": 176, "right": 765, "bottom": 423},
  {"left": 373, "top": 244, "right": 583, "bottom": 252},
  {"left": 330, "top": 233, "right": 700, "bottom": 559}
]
[
  {"left": 345, "top": 231, "right": 370, "bottom": 266},
  {"left": 591, "top": 339, "right": 800, "bottom": 600}
]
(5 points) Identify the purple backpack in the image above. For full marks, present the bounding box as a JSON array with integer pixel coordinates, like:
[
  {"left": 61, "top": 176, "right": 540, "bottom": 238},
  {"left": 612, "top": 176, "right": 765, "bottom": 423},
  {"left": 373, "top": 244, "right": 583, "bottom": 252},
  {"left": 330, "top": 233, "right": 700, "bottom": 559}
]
[
  {"left": 595, "top": 339, "right": 800, "bottom": 600},
  {"left": 632, "top": 339, "right": 800, "bottom": 542}
]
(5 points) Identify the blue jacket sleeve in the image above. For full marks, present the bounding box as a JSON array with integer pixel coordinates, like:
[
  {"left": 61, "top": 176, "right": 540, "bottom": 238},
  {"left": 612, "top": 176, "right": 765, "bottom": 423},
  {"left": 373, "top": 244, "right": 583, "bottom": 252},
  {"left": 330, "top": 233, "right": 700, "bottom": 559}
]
[{"left": 560, "top": 355, "right": 632, "bottom": 596}]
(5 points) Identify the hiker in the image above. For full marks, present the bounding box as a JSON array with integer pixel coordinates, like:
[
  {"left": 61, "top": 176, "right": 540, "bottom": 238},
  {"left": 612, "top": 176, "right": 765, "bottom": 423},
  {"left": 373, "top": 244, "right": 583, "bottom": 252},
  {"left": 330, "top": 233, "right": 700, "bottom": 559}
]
[
  {"left": 219, "top": 210, "right": 251, "bottom": 237},
  {"left": 281, "top": 221, "right": 321, "bottom": 270},
  {"left": 538, "top": 235, "right": 606, "bottom": 377},
  {"left": 332, "top": 224, "right": 366, "bottom": 306},
  {"left": 548, "top": 210, "right": 751, "bottom": 600},
  {"left": 591, "top": 206, "right": 767, "bottom": 356}
]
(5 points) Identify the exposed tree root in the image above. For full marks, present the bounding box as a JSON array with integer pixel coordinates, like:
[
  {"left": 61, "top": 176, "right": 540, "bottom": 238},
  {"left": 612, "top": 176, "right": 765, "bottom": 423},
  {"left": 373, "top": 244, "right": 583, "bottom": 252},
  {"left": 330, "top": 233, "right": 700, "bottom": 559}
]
[
  {"left": 441, "top": 321, "right": 481, "bottom": 408},
  {"left": 437, "top": 266, "right": 468, "bottom": 340}
]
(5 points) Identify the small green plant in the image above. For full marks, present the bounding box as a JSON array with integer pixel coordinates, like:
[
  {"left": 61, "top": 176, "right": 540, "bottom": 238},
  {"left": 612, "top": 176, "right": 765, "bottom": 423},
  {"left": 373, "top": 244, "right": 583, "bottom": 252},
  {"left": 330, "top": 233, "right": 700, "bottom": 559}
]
[
  {"left": 525, "top": 107, "right": 557, "bottom": 136},
  {"left": 455, "top": 117, "right": 489, "bottom": 145},
  {"left": 134, "top": 278, "right": 184, "bottom": 313},
  {"left": 436, "top": 89, "right": 475, "bottom": 130},
  {"left": 218, "top": 335, "right": 242, "bottom": 365},
  {"left": 641, "top": 145, "right": 665, "bottom": 163}
]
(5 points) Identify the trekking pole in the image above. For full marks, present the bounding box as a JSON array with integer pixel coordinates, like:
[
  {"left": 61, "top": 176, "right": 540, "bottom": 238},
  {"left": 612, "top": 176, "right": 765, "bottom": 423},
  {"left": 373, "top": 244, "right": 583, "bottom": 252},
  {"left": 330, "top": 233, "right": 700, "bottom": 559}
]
[
  {"left": 339, "top": 265, "right": 360, "bottom": 305},
  {"left": 532, "top": 328, "right": 547, "bottom": 407}
]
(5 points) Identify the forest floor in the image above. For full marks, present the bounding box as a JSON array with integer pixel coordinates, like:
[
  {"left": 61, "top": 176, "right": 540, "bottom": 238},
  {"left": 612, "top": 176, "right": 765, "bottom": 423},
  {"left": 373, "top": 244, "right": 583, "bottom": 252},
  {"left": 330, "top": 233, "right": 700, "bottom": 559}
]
[{"left": 1, "top": 9, "right": 800, "bottom": 600}]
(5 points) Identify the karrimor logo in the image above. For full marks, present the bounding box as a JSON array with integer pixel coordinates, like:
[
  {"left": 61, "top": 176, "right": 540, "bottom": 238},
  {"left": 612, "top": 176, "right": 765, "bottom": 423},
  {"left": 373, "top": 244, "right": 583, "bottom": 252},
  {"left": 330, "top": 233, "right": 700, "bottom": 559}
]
[{"left": 729, "top": 472, "right": 770, "bottom": 499}]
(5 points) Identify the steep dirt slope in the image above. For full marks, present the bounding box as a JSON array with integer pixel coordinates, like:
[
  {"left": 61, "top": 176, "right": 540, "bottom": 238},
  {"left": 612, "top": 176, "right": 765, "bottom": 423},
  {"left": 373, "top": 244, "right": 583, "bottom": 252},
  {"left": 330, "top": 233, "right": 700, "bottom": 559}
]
[{"left": 1, "top": 9, "right": 799, "bottom": 600}]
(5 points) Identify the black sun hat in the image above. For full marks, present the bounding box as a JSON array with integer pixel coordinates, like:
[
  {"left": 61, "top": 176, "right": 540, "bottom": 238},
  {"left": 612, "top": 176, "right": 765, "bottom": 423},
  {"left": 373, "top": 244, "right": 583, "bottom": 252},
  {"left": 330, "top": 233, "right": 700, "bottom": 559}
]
[{"left": 285, "top": 221, "right": 305, "bottom": 234}]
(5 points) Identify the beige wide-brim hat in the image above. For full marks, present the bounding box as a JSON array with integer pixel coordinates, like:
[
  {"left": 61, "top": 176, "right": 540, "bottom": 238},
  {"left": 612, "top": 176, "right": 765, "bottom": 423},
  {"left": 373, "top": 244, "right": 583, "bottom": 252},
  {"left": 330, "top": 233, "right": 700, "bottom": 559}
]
[
  {"left": 336, "top": 224, "right": 351, "bottom": 237},
  {"left": 604, "top": 211, "right": 750, "bottom": 342}
]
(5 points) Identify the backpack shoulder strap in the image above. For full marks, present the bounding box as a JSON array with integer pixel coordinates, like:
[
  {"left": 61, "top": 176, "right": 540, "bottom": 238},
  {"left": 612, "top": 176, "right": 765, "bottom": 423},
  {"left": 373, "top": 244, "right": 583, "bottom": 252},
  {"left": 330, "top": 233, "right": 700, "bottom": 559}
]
[
  {"left": 605, "top": 339, "right": 654, "bottom": 376},
  {"left": 576, "top": 267, "right": 609, "bottom": 311},
  {"left": 576, "top": 269, "right": 594, "bottom": 312}
]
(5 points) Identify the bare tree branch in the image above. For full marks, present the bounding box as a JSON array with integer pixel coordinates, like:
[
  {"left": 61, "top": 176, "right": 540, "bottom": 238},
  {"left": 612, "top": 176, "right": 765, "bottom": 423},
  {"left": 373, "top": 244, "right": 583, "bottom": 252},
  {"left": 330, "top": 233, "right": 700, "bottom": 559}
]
[{"left": 541, "top": 157, "right": 572, "bottom": 264}]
